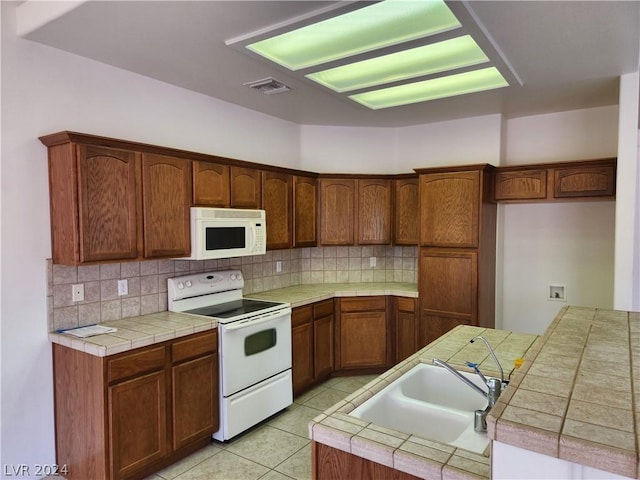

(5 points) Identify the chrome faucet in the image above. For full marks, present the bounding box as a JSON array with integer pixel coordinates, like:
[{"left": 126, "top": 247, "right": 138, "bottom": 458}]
[
  {"left": 470, "top": 335, "right": 507, "bottom": 387},
  {"left": 432, "top": 358, "right": 502, "bottom": 433}
]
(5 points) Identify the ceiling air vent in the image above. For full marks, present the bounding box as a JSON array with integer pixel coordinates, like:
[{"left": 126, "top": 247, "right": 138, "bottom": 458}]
[{"left": 244, "top": 77, "right": 291, "bottom": 95}]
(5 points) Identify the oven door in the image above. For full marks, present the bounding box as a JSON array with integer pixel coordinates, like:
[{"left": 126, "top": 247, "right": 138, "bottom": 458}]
[{"left": 219, "top": 308, "right": 291, "bottom": 397}]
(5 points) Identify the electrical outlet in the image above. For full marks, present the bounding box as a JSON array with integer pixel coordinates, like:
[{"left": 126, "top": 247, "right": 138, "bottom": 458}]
[
  {"left": 72, "top": 284, "right": 84, "bottom": 302},
  {"left": 369, "top": 256, "right": 376, "bottom": 268},
  {"left": 276, "top": 261, "right": 282, "bottom": 273},
  {"left": 117, "top": 279, "right": 128, "bottom": 296}
]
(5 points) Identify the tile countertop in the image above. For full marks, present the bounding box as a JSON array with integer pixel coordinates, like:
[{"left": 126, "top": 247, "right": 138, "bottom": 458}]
[
  {"left": 246, "top": 282, "right": 418, "bottom": 307},
  {"left": 48, "top": 311, "right": 217, "bottom": 357},
  {"left": 488, "top": 306, "right": 640, "bottom": 479},
  {"left": 308, "top": 324, "right": 540, "bottom": 480},
  {"left": 49, "top": 282, "right": 417, "bottom": 356}
]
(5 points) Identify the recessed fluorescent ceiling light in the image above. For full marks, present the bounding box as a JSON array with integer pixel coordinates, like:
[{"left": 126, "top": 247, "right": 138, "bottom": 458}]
[
  {"left": 349, "top": 67, "right": 509, "bottom": 109},
  {"left": 306, "top": 35, "right": 488, "bottom": 93},
  {"left": 246, "top": 0, "right": 461, "bottom": 71}
]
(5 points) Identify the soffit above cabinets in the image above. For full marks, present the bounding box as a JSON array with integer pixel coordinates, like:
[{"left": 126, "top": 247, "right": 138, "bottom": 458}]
[{"left": 16, "top": 1, "right": 640, "bottom": 127}]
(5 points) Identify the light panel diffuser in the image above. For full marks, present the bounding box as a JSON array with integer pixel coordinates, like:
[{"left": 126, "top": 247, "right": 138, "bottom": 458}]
[
  {"left": 349, "top": 67, "right": 509, "bottom": 109},
  {"left": 306, "top": 35, "right": 489, "bottom": 93},
  {"left": 246, "top": 0, "right": 461, "bottom": 71}
]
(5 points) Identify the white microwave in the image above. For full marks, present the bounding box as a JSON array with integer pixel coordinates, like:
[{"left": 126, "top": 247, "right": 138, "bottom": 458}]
[{"left": 187, "top": 207, "right": 266, "bottom": 260}]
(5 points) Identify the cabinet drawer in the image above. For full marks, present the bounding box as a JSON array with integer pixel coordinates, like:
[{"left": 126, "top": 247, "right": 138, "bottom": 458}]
[
  {"left": 314, "top": 299, "right": 334, "bottom": 318},
  {"left": 292, "top": 305, "right": 313, "bottom": 327},
  {"left": 340, "top": 297, "right": 386, "bottom": 312},
  {"left": 395, "top": 297, "right": 416, "bottom": 313},
  {"left": 172, "top": 330, "right": 218, "bottom": 364},
  {"left": 108, "top": 345, "right": 167, "bottom": 383}
]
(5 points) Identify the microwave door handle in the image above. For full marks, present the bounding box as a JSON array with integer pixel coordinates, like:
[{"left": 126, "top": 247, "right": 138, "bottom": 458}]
[{"left": 248, "top": 224, "right": 256, "bottom": 250}]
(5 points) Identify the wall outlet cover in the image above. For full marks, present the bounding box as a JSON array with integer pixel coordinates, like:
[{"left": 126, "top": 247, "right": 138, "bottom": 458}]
[
  {"left": 117, "top": 279, "right": 128, "bottom": 296},
  {"left": 72, "top": 284, "right": 84, "bottom": 303}
]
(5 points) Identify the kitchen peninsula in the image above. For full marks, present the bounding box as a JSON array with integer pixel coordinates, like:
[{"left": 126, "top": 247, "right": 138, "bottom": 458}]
[{"left": 308, "top": 306, "right": 640, "bottom": 480}]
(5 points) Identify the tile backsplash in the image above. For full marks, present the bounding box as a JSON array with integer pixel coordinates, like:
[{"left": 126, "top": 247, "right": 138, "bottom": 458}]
[{"left": 48, "top": 246, "right": 417, "bottom": 332}]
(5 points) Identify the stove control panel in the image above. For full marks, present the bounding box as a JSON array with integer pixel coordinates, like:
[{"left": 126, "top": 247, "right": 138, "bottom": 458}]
[{"left": 167, "top": 270, "right": 244, "bottom": 302}]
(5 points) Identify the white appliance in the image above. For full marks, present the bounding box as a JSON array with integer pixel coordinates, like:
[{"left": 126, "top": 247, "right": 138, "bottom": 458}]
[
  {"left": 187, "top": 207, "right": 266, "bottom": 260},
  {"left": 167, "top": 270, "right": 292, "bottom": 441}
]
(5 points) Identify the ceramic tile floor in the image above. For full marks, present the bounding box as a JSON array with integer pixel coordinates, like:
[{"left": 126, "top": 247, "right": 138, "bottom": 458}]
[{"left": 145, "top": 375, "right": 377, "bottom": 480}]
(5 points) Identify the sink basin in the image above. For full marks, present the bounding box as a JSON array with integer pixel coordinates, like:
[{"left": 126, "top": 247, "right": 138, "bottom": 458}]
[{"left": 350, "top": 363, "right": 490, "bottom": 453}]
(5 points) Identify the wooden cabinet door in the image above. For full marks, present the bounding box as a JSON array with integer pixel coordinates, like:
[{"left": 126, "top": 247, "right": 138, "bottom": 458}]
[
  {"left": 419, "top": 171, "right": 480, "bottom": 248},
  {"left": 291, "top": 306, "right": 314, "bottom": 395},
  {"left": 76, "top": 145, "right": 138, "bottom": 262},
  {"left": 336, "top": 297, "right": 388, "bottom": 370},
  {"left": 262, "top": 171, "right": 293, "bottom": 249},
  {"left": 172, "top": 354, "right": 218, "bottom": 450},
  {"left": 394, "top": 177, "right": 419, "bottom": 245},
  {"left": 293, "top": 175, "right": 317, "bottom": 247},
  {"left": 494, "top": 169, "right": 547, "bottom": 201},
  {"left": 231, "top": 167, "right": 262, "bottom": 208},
  {"left": 108, "top": 370, "right": 167, "bottom": 480},
  {"left": 395, "top": 297, "right": 417, "bottom": 361},
  {"left": 553, "top": 165, "right": 616, "bottom": 198},
  {"left": 141, "top": 154, "right": 192, "bottom": 258},
  {"left": 320, "top": 178, "right": 355, "bottom": 245},
  {"left": 418, "top": 248, "right": 477, "bottom": 345},
  {"left": 358, "top": 179, "right": 391, "bottom": 245},
  {"left": 193, "top": 161, "right": 230, "bottom": 207},
  {"left": 314, "top": 313, "right": 334, "bottom": 380}
]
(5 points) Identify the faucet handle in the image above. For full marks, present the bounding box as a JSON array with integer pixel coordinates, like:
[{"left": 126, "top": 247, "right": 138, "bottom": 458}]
[{"left": 465, "top": 361, "right": 488, "bottom": 384}]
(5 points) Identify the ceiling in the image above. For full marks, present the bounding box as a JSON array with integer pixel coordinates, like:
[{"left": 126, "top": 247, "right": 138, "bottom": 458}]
[{"left": 17, "top": 1, "right": 640, "bottom": 128}]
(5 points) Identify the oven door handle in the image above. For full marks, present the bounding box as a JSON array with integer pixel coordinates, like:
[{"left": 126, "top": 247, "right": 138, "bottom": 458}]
[{"left": 222, "top": 310, "right": 291, "bottom": 331}]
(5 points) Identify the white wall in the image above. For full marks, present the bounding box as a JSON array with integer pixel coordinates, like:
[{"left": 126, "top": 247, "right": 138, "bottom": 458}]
[
  {"left": 1, "top": 2, "right": 300, "bottom": 473},
  {"left": 498, "top": 106, "right": 619, "bottom": 333}
]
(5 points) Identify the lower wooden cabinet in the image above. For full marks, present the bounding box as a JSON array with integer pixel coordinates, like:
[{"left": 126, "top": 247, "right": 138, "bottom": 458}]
[
  {"left": 394, "top": 297, "right": 418, "bottom": 362},
  {"left": 313, "top": 442, "right": 422, "bottom": 480},
  {"left": 291, "top": 299, "right": 334, "bottom": 396},
  {"left": 53, "top": 330, "right": 219, "bottom": 480},
  {"left": 335, "top": 297, "right": 392, "bottom": 372}
]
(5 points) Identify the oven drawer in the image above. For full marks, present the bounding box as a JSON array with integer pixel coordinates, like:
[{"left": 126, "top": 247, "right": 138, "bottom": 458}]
[
  {"left": 108, "top": 345, "right": 167, "bottom": 383},
  {"left": 171, "top": 330, "right": 218, "bottom": 363}
]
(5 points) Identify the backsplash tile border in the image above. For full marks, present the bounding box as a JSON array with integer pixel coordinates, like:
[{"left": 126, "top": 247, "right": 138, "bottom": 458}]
[{"left": 48, "top": 246, "right": 417, "bottom": 331}]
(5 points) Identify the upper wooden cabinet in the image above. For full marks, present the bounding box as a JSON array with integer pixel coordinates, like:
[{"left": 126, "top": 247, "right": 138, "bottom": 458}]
[
  {"left": 262, "top": 171, "right": 293, "bottom": 250},
  {"left": 293, "top": 175, "right": 317, "bottom": 248},
  {"left": 494, "top": 158, "right": 616, "bottom": 202},
  {"left": 319, "top": 177, "right": 392, "bottom": 246},
  {"left": 41, "top": 133, "right": 193, "bottom": 265},
  {"left": 418, "top": 169, "right": 491, "bottom": 248},
  {"left": 393, "top": 176, "right": 419, "bottom": 245},
  {"left": 141, "top": 154, "right": 192, "bottom": 258},
  {"left": 320, "top": 178, "right": 356, "bottom": 245},
  {"left": 192, "top": 161, "right": 230, "bottom": 207},
  {"left": 358, "top": 179, "right": 391, "bottom": 245},
  {"left": 75, "top": 145, "right": 139, "bottom": 262},
  {"left": 231, "top": 166, "right": 262, "bottom": 208}
]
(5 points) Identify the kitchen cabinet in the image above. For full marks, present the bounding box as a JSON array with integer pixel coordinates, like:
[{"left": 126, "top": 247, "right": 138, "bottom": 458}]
[
  {"left": 141, "top": 153, "right": 192, "bottom": 258},
  {"left": 493, "top": 158, "right": 616, "bottom": 202},
  {"left": 319, "top": 177, "right": 392, "bottom": 246},
  {"left": 231, "top": 166, "right": 262, "bottom": 208},
  {"left": 394, "top": 297, "right": 418, "bottom": 362},
  {"left": 553, "top": 162, "right": 615, "bottom": 198},
  {"left": 262, "top": 171, "right": 293, "bottom": 250},
  {"left": 416, "top": 165, "right": 496, "bottom": 345},
  {"left": 53, "top": 330, "right": 218, "bottom": 480},
  {"left": 335, "top": 296, "right": 392, "bottom": 372},
  {"left": 40, "top": 133, "right": 193, "bottom": 265},
  {"left": 319, "top": 178, "right": 356, "bottom": 245},
  {"left": 313, "top": 442, "right": 422, "bottom": 480},
  {"left": 393, "top": 176, "right": 419, "bottom": 245},
  {"left": 192, "top": 161, "right": 230, "bottom": 206},
  {"left": 357, "top": 179, "right": 391, "bottom": 245},
  {"left": 291, "top": 299, "right": 334, "bottom": 396},
  {"left": 293, "top": 175, "right": 317, "bottom": 247}
]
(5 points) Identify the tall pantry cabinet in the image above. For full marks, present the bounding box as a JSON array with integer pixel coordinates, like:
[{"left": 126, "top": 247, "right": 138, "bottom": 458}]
[{"left": 416, "top": 165, "right": 496, "bottom": 346}]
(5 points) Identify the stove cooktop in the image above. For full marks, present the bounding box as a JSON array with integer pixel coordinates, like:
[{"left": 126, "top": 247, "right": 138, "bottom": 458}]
[{"left": 184, "top": 298, "right": 285, "bottom": 320}]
